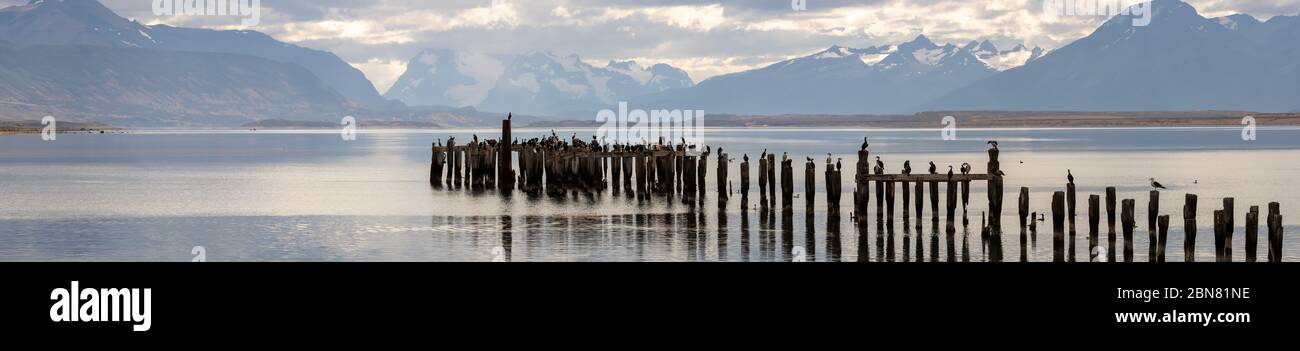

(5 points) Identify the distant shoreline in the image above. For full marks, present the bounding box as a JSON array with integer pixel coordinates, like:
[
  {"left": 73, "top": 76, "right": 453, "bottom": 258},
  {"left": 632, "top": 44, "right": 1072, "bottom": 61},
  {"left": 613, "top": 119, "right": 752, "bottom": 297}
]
[{"left": 528, "top": 111, "right": 1300, "bottom": 129}]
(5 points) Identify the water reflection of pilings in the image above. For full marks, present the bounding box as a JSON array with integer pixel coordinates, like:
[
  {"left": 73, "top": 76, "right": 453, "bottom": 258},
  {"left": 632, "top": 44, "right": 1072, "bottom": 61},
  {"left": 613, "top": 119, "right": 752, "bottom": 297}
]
[{"left": 827, "top": 211, "right": 842, "bottom": 262}]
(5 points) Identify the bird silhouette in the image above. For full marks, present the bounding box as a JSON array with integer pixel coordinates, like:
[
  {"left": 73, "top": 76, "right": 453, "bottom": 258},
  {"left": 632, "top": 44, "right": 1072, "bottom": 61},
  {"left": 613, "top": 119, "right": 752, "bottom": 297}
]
[
  {"left": 928, "top": 161, "right": 938, "bottom": 175},
  {"left": 1150, "top": 178, "right": 1167, "bottom": 190},
  {"left": 744, "top": 154, "right": 750, "bottom": 162},
  {"left": 806, "top": 156, "right": 814, "bottom": 163},
  {"left": 987, "top": 140, "right": 999, "bottom": 150},
  {"left": 960, "top": 163, "right": 972, "bottom": 175},
  {"left": 902, "top": 161, "right": 912, "bottom": 175},
  {"left": 947, "top": 165, "right": 954, "bottom": 180},
  {"left": 826, "top": 153, "right": 833, "bottom": 165},
  {"left": 507, "top": 113, "right": 512, "bottom": 121},
  {"left": 837, "top": 158, "right": 843, "bottom": 171},
  {"left": 875, "top": 156, "right": 885, "bottom": 174},
  {"left": 1068, "top": 170, "right": 1075, "bottom": 184},
  {"left": 860, "top": 137, "right": 869, "bottom": 151}
]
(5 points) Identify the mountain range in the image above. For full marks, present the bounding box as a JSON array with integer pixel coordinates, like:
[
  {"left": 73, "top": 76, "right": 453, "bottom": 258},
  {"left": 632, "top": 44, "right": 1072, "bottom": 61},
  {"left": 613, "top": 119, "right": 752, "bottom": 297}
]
[
  {"left": 385, "top": 49, "right": 694, "bottom": 116},
  {"left": 928, "top": 0, "right": 1300, "bottom": 112},
  {"left": 631, "top": 36, "right": 1047, "bottom": 115},
  {"left": 0, "top": 0, "right": 1297, "bottom": 127}
]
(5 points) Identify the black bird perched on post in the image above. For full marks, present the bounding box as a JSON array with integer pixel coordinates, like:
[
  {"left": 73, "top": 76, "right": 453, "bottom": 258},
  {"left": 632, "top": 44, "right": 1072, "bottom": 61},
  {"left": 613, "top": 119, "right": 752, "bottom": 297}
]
[
  {"left": 960, "top": 163, "right": 972, "bottom": 175},
  {"left": 744, "top": 154, "right": 749, "bottom": 162},
  {"left": 507, "top": 113, "right": 512, "bottom": 121},
  {"left": 902, "top": 161, "right": 912, "bottom": 175},
  {"left": 1068, "top": 170, "right": 1075, "bottom": 184},
  {"left": 947, "top": 165, "right": 954, "bottom": 180},
  {"left": 987, "top": 140, "right": 999, "bottom": 150},
  {"left": 860, "top": 137, "right": 869, "bottom": 151},
  {"left": 837, "top": 158, "right": 843, "bottom": 171},
  {"left": 928, "top": 161, "right": 938, "bottom": 175},
  {"left": 874, "top": 156, "right": 884, "bottom": 174},
  {"left": 806, "top": 156, "right": 814, "bottom": 163},
  {"left": 1149, "top": 178, "right": 1167, "bottom": 190},
  {"left": 827, "top": 153, "right": 833, "bottom": 165}
]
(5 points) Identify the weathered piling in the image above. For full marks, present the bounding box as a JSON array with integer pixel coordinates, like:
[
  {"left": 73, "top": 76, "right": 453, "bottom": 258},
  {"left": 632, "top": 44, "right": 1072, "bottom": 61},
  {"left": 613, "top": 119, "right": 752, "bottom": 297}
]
[
  {"left": 683, "top": 156, "right": 698, "bottom": 201},
  {"left": 448, "top": 138, "right": 460, "bottom": 186},
  {"left": 1246, "top": 206, "right": 1259, "bottom": 262},
  {"left": 946, "top": 181, "right": 957, "bottom": 236},
  {"left": 781, "top": 157, "right": 794, "bottom": 210},
  {"left": 805, "top": 160, "right": 817, "bottom": 211},
  {"left": 1214, "top": 210, "right": 1227, "bottom": 262},
  {"left": 854, "top": 150, "right": 869, "bottom": 218},
  {"left": 499, "top": 119, "right": 513, "bottom": 190},
  {"left": 987, "top": 149, "right": 1004, "bottom": 238},
  {"left": 1052, "top": 191, "right": 1065, "bottom": 262},
  {"left": 717, "top": 152, "right": 728, "bottom": 202},
  {"left": 1224, "top": 198, "right": 1235, "bottom": 262},
  {"left": 1148, "top": 191, "right": 1160, "bottom": 262},
  {"left": 1267, "top": 202, "right": 1283, "bottom": 262},
  {"left": 914, "top": 182, "right": 924, "bottom": 230},
  {"left": 1184, "top": 194, "right": 1198, "bottom": 262},
  {"left": 826, "top": 164, "right": 842, "bottom": 212},
  {"left": 1089, "top": 195, "right": 1100, "bottom": 262},
  {"left": 740, "top": 158, "right": 751, "bottom": 203},
  {"left": 431, "top": 143, "right": 446, "bottom": 187},
  {"left": 902, "top": 180, "right": 911, "bottom": 228},
  {"left": 876, "top": 174, "right": 885, "bottom": 227},
  {"left": 767, "top": 154, "right": 777, "bottom": 205},
  {"left": 1067, "top": 183, "right": 1077, "bottom": 262},
  {"left": 1157, "top": 215, "right": 1169, "bottom": 262},
  {"left": 886, "top": 181, "right": 896, "bottom": 235},
  {"left": 758, "top": 155, "right": 769, "bottom": 207},
  {"left": 1019, "top": 187, "right": 1030, "bottom": 262},
  {"left": 961, "top": 179, "right": 971, "bottom": 226},
  {"left": 929, "top": 180, "right": 939, "bottom": 224},
  {"left": 1107, "top": 187, "right": 1118, "bottom": 262},
  {"left": 1122, "top": 199, "right": 1135, "bottom": 262}
]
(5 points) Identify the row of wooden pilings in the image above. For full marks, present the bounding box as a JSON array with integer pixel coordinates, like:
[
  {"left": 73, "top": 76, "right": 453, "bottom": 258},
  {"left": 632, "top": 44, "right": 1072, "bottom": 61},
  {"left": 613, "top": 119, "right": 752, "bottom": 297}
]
[
  {"left": 430, "top": 121, "right": 1284, "bottom": 262},
  {"left": 1031, "top": 185, "right": 1287, "bottom": 262}
]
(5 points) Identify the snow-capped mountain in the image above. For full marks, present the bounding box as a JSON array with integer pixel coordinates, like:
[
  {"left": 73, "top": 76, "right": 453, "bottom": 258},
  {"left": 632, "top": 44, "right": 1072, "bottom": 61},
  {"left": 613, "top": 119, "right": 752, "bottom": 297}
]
[
  {"left": 638, "top": 35, "right": 1044, "bottom": 115},
  {"left": 387, "top": 50, "right": 694, "bottom": 116},
  {"left": 385, "top": 49, "right": 510, "bottom": 109},
  {"left": 0, "top": 0, "right": 385, "bottom": 107},
  {"left": 963, "top": 40, "right": 1051, "bottom": 70},
  {"left": 928, "top": 0, "right": 1300, "bottom": 112}
]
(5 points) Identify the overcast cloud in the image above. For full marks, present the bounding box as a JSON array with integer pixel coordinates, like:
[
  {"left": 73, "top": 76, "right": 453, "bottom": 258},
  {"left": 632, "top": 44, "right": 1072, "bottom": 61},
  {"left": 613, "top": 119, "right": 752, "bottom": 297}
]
[{"left": 8, "top": 0, "right": 1299, "bottom": 93}]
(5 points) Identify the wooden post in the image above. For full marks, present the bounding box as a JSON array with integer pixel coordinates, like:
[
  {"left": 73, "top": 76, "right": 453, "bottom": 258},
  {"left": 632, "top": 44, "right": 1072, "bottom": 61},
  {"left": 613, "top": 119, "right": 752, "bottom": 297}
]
[
  {"left": 961, "top": 180, "right": 971, "bottom": 226},
  {"left": 758, "top": 156, "right": 769, "bottom": 207},
  {"left": 1214, "top": 210, "right": 1227, "bottom": 262},
  {"left": 853, "top": 150, "right": 869, "bottom": 221},
  {"left": 1148, "top": 191, "right": 1160, "bottom": 262},
  {"left": 781, "top": 157, "right": 793, "bottom": 211},
  {"left": 1089, "top": 195, "right": 1100, "bottom": 262},
  {"left": 1019, "top": 187, "right": 1030, "bottom": 262},
  {"left": 945, "top": 181, "right": 957, "bottom": 236},
  {"left": 767, "top": 154, "right": 777, "bottom": 206},
  {"left": 902, "top": 180, "right": 911, "bottom": 228},
  {"left": 717, "top": 153, "right": 729, "bottom": 202},
  {"left": 1268, "top": 202, "right": 1282, "bottom": 262},
  {"left": 1067, "top": 183, "right": 1077, "bottom": 262},
  {"left": 1122, "top": 199, "right": 1135, "bottom": 262},
  {"left": 1157, "top": 215, "right": 1169, "bottom": 262},
  {"left": 914, "top": 181, "right": 923, "bottom": 231},
  {"left": 1052, "top": 191, "right": 1065, "bottom": 262},
  {"left": 1246, "top": 206, "right": 1259, "bottom": 263},
  {"left": 1184, "top": 194, "right": 1198, "bottom": 262},
  {"left": 499, "top": 119, "right": 513, "bottom": 190},
  {"left": 805, "top": 161, "right": 817, "bottom": 211},
  {"left": 929, "top": 180, "right": 939, "bottom": 224},
  {"left": 1106, "top": 187, "right": 1117, "bottom": 262},
  {"left": 1224, "top": 198, "right": 1235, "bottom": 262},
  {"left": 740, "top": 159, "right": 751, "bottom": 203},
  {"left": 886, "top": 181, "right": 896, "bottom": 251},
  {"left": 987, "top": 149, "right": 1004, "bottom": 239}
]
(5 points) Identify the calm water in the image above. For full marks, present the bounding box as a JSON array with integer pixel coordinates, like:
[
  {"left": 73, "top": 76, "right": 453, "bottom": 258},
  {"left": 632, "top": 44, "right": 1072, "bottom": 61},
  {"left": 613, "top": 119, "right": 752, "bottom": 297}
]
[{"left": 0, "top": 127, "right": 1297, "bottom": 262}]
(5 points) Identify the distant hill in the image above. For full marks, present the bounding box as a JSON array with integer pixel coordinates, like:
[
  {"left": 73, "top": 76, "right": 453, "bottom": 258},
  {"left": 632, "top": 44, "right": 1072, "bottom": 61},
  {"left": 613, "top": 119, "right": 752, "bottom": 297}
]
[
  {"left": 0, "top": 45, "right": 351, "bottom": 127},
  {"left": 927, "top": 0, "right": 1300, "bottom": 112},
  {"left": 0, "top": 0, "right": 386, "bottom": 107}
]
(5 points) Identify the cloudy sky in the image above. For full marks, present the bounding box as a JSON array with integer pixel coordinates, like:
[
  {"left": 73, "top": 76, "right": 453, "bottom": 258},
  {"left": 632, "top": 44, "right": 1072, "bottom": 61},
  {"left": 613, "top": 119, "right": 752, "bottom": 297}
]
[{"left": 25, "top": 0, "right": 1299, "bottom": 94}]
